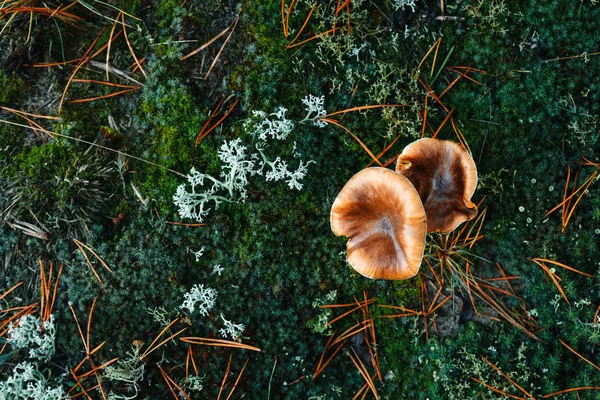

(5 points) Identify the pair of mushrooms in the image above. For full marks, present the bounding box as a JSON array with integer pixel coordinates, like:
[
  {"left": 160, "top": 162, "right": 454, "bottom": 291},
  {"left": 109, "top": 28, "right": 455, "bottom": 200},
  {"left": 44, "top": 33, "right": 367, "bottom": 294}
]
[{"left": 330, "top": 138, "right": 478, "bottom": 280}]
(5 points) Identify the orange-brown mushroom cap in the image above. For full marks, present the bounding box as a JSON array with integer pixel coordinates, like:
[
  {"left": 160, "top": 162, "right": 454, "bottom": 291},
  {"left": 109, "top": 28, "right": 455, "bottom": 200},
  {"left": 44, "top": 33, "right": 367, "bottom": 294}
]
[
  {"left": 395, "top": 138, "right": 478, "bottom": 233},
  {"left": 330, "top": 167, "right": 427, "bottom": 280}
]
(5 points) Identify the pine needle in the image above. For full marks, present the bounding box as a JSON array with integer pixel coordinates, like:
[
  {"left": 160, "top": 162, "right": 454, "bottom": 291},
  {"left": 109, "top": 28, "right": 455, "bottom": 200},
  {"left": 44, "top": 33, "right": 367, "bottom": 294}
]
[{"left": 320, "top": 117, "right": 383, "bottom": 167}]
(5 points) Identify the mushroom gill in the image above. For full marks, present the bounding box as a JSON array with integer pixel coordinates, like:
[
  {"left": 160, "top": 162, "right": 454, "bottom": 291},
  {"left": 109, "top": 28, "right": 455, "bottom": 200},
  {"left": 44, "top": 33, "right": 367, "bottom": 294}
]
[
  {"left": 330, "top": 167, "right": 427, "bottom": 280},
  {"left": 396, "top": 138, "right": 478, "bottom": 233}
]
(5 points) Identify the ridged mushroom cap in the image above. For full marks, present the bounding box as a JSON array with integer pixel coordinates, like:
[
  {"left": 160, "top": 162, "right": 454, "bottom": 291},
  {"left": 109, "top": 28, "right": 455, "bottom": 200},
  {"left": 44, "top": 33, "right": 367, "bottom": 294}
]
[
  {"left": 395, "top": 138, "right": 478, "bottom": 233},
  {"left": 330, "top": 167, "right": 427, "bottom": 280}
]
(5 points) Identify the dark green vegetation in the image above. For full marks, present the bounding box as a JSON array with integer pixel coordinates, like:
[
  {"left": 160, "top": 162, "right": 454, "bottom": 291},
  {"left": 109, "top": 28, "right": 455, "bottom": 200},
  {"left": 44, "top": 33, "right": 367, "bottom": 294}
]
[{"left": 1, "top": 0, "right": 600, "bottom": 398}]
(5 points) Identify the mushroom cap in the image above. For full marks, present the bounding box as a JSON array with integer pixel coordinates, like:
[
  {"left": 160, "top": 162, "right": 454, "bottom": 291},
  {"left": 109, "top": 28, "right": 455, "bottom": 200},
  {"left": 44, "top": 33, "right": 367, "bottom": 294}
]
[
  {"left": 395, "top": 138, "right": 478, "bottom": 233},
  {"left": 330, "top": 167, "right": 427, "bottom": 280}
]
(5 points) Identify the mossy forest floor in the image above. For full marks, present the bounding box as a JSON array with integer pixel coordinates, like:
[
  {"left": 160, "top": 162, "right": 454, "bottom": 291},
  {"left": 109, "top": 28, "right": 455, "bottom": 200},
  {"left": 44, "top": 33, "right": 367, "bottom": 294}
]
[{"left": 1, "top": 0, "right": 600, "bottom": 399}]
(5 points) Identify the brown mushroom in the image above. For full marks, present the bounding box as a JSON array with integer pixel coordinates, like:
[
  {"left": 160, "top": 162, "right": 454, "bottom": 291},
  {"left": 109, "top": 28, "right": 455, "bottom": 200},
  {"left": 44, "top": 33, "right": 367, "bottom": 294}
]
[
  {"left": 396, "top": 138, "right": 478, "bottom": 233},
  {"left": 330, "top": 167, "right": 427, "bottom": 280}
]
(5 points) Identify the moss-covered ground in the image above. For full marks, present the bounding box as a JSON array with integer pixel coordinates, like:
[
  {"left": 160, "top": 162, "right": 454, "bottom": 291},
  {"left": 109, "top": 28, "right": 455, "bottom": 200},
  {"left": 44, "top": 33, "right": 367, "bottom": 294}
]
[{"left": 1, "top": 0, "right": 600, "bottom": 398}]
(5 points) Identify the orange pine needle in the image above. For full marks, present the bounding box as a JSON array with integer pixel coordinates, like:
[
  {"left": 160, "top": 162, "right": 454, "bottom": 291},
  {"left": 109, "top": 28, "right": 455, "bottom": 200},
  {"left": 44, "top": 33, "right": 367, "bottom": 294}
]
[
  {"left": 160, "top": 366, "right": 191, "bottom": 400},
  {"left": 286, "top": 28, "right": 335, "bottom": 49},
  {"left": 472, "top": 378, "right": 527, "bottom": 400},
  {"left": 165, "top": 221, "right": 207, "bottom": 227},
  {"left": 313, "top": 340, "right": 345, "bottom": 379},
  {"left": 418, "top": 38, "right": 441, "bottom": 72},
  {"left": 325, "top": 103, "right": 407, "bottom": 118},
  {"left": 73, "top": 239, "right": 113, "bottom": 274},
  {"left": 69, "top": 87, "right": 141, "bottom": 104},
  {"left": 348, "top": 348, "right": 379, "bottom": 400},
  {"left": 59, "top": 27, "right": 107, "bottom": 113},
  {"left": 106, "top": 12, "right": 121, "bottom": 81},
  {"left": 217, "top": 354, "right": 233, "bottom": 400},
  {"left": 320, "top": 117, "right": 383, "bottom": 167},
  {"left": 205, "top": 11, "right": 240, "bottom": 79},
  {"left": 319, "top": 298, "right": 377, "bottom": 308},
  {"left": 532, "top": 257, "right": 594, "bottom": 278},
  {"left": 559, "top": 339, "right": 600, "bottom": 372},
  {"left": 180, "top": 25, "right": 231, "bottom": 61},
  {"left": 121, "top": 12, "right": 146, "bottom": 78},
  {"left": 71, "top": 78, "right": 139, "bottom": 89},
  {"left": 420, "top": 95, "right": 429, "bottom": 139},
  {"left": 313, "top": 331, "right": 336, "bottom": 378},
  {"left": 482, "top": 356, "right": 536, "bottom": 399},
  {"left": 543, "top": 387, "right": 600, "bottom": 398},
  {"left": 286, "top": 4, "right": 315, "bottom": 48},
  {"left": 281, "top": 0, "right": 287, "bottom": 37},
  {"left": 69, "top": 304, "right": 89, "bottom": 354},
  {"left": 179, "top": 337, "right": 262, "bottom": 352},
  {"left": 284, "top": 0, "right": 297, "bottom": 37},
  {"left": 432, "top": 108, "right": 454, "bottom": 138},
  {"left": 226, "top": 358, "right": 249, "bottom": 400},
  {"left": 142, "top": 327, "right": 188, "bottom": 360},
  {"left": 0, "top": 106, "right": 60, "bottom": 120},
  {"left": 195, "top": 97, "right": 239, "bottom": 145}
]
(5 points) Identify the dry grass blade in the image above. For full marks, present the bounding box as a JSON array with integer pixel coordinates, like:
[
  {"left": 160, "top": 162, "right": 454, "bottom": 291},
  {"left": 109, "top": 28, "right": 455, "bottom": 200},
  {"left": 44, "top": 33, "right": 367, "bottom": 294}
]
[
  {"left": 179, "top": 337, "right": 262, "bottom": 352},
  {"left": 7, "top": 219, "right": 50, "bottom": 239},
  {"left": 481, "top": 356, "right": 536, "bottom": 399},
  {"left": 472, "top": 378, "right": 527, "bottom": 400},
  {"left": 226, "top": 358, "right": 249, "bottom": 400},
  {"left": 0, "top": 118, "right": 187, "bottom": 177},
  {"left": 559, "top": 339, "right": 600, "bottom": 372},
  {"left": 205, "top": 10, "right": 241, "bottom": 79},
  {"left": 320, "top": 117, "right": 383, "bottom": 166},
  {"left": 217, "top": 354, "right": 233, "bottom": 400}
]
